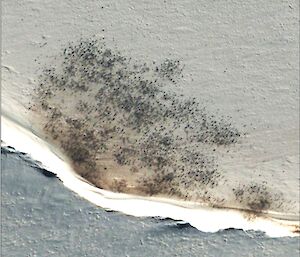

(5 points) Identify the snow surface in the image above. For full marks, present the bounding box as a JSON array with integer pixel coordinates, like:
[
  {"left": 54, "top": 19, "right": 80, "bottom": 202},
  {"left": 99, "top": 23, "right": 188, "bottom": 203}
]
[{"left": 2, "top": 0, "right": 299, "bottom": 240}]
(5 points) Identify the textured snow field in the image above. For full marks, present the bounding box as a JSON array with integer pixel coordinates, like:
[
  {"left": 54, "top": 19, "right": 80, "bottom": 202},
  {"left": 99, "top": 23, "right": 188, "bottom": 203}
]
[{"left": 2, "top": 150, "right": 300, "bottom": 257}]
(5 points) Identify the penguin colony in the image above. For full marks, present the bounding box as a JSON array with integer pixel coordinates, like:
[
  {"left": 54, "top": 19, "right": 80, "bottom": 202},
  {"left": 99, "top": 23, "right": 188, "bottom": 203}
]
[{"left": 30, "top": 38, "right": 287, "bottom": 212}]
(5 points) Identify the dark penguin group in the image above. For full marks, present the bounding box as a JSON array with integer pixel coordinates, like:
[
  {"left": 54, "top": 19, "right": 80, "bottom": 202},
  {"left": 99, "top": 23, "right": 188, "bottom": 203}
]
[{"left": 29, "top": 38, "right": 287, "bottom": 213}]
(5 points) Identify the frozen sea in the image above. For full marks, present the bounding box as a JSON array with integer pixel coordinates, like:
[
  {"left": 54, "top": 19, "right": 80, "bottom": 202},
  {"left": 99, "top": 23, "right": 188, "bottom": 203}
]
[{"left": 1, "top": 148, "right": 299, "bottom": 257}]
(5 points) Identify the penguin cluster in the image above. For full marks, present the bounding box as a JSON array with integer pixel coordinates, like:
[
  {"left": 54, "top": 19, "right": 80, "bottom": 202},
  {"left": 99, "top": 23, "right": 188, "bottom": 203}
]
[
  {"left": 31, "top": 37, "right": 244, "bottom": 204},
  {"left": 232, "top": 182, "right": 287, "bottom": 212}
]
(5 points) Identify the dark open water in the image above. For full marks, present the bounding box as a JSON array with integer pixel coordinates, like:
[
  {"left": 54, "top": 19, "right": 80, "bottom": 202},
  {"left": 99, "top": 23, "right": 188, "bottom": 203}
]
[{"left": 1, "top": 149, "right": 299, "bottom": 257}]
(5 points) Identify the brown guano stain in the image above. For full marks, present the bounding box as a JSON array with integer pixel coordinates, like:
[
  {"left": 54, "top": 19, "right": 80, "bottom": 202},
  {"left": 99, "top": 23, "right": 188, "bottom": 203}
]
[{"left": 30, "top": 37, "right": 249, "bottom": 206}]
